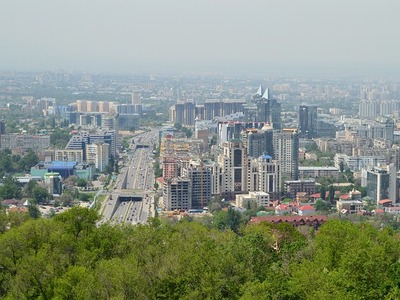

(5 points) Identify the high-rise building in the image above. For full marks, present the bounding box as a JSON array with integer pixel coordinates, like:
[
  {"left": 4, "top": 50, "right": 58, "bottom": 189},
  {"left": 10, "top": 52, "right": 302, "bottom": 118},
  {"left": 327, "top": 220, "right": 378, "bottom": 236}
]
[
  {"left": 366, "top": 164, "right": 397, "bottom": 204},
  {"left": 101, "top": 115, "right": 115, "bottom": 130},
  {"left": 182, "top": 162, "right": 212, "bottom": 209},
  {"left": 98, "top": 101, "right": 110, "bottom": 113},
  {"left": 163, "top": 178, "right": 192, "bottom": 210},
  {"left": 66, "top": 130, "right": 116, "bottom": 159},
  {"left": 254, "top": 86, "right": 282, "bottom": 129},
  {"left": 241, "top": 124, "right": 274, "bottom": 159},
  {"left": 86, "top": 142, "right": 110, "bottom": 172},
  {"left": 217, "top": 121, "right": 267, "bottom": 147},
  {"left": 298, "top": 105, "right": 318, "bottom": 139},
  {"left": 359, "top": 100, "right": 378, "bottom": 118},
  {"left": 162, "top": 156, "right": 179, "bottom": 179},
  {"left": 275, "top": 128, "right": 299, "bottom": 181},
  {"left": 131, "top": 92, "right": 141, "bottom": 105},
  {"left": 217, "top": 140, "right": 248, "bottom": 199},
  {"left": 256, "top": 154, "right": 280, "bottom": 200},
  {"left": 116, "top": 114, "right": 140, "bottom": 131},
  {"left": 203, "top": 99, "right": 246, "bottom": 120},
  {"left": 86, "top": 101, "right": 99, "bottom": 112},
  {"left": 173, "top": 100, "right": 196, "bottom": 126},
  {"left": 76, "top": 100, "right": 87, "bottom": 112}
]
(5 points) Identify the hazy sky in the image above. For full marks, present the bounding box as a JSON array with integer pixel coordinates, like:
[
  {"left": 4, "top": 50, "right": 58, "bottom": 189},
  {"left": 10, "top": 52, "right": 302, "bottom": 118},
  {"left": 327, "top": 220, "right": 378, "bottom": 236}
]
[{"left": 1, "top": 0, "right": 400, "bottom": 74}]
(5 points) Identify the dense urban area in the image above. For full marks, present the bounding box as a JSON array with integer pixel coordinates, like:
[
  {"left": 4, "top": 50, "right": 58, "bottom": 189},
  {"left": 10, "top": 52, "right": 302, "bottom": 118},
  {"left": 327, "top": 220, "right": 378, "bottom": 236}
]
[{"left": 1, "top": 71, "right": 400, "bottom": 298}]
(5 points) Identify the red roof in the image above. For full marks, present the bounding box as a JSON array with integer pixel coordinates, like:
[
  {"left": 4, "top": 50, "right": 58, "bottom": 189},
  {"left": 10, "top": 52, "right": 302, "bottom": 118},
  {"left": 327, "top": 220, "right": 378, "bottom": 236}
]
[
  {"left": 276, "top": 204, "right": 290, "bottom": 210},
  {"left": 378, "top": 199, "right": 392, "bottom": 204},
  {"left": 299, "top": 205, "right": 315, "bottom": 211},
  {"left": 339, "top": 194, "right": 350, "bottom": 200},
  {"left": 250, "top": 215, "right": 327, "bottom": 225}
]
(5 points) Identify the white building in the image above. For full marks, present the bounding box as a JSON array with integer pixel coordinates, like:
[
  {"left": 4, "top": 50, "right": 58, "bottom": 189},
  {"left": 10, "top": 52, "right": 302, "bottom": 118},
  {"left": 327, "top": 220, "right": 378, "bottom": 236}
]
[
  {"left": 236, "top": 191, "right": 270, "bottom": 208},
  {"left": 85, "top": 142, "right": 109, "bottom": 172}
]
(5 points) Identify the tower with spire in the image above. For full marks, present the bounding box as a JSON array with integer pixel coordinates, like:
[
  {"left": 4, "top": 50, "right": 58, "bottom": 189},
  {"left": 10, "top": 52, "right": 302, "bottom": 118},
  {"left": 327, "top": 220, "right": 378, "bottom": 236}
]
[{"left": 253, "top": 85, "right": 281, "bottom": 129}]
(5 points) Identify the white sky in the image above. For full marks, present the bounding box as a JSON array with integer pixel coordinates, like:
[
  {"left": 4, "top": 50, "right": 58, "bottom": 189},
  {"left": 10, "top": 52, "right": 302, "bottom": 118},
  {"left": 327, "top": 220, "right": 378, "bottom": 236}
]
[{"left": 1, "top": 0, "right": 400, "bottom": 74}]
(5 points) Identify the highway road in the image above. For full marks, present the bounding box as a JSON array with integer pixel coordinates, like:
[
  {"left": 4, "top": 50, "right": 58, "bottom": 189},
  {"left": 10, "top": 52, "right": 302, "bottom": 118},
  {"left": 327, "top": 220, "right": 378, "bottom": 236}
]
[{"left": 100, "top": 128, "right": 158, "bottom": 225}]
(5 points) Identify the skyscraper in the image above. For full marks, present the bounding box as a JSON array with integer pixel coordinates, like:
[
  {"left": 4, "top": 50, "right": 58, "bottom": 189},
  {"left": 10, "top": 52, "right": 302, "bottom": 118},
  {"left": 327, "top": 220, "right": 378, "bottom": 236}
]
[
  {"left": 217, "top": 140, "right": 248, "bottom": 199},
  {"left": 241, "top": 125, "right": 274, "bottom": 159},
  {"left": 254, "top": 86, "right": 282, "bottom": 129},
  {"left": 275, "top": 128, "right": 299, "bottom": 181},
  {"left": 298, "top": 105, "right": 317, "bottom": 139}
]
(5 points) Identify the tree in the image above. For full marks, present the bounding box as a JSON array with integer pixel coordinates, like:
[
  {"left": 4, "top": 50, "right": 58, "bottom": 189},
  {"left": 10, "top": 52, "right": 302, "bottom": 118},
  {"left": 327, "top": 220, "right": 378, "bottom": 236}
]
[
  {"left": 50, "top": 128, "right": 71, "bottom": 148},
  {"left": 24, "top": 180, "right": 39, "bottom": 198},
  {"left": 0, "top": 176, "right": 22, "bottom": 199},
  {"left": 76, "top": 178, "right": 87, "bottom": 188},
  {"left": 31, "top": 186, "right": 50, "bottom": 204},
  {"left": 79, "top": 193, "right": 89, "bottom": 202},
  {"left": 213, "top": 208, "right": 243, "bottom": 233},
  {"left": 174, "top": 123, "right": 182, "bottom": 130},
  {"left": 19, "top": 149, "right": 39, "bottom": 171},
  {"left": 320, "top": 185, "right": 326, "bottom": 200},
  {"left": 328, "top": 185, "right": 335, "bottom": 203},
  {"left": 28, "top": 201, "right": 41, "bottom": 219},
  {"left": 314, "top": 199, "right": 328, "bottom": 212},
  {"left": 54, "top": 207, "right": 99, "bottom": 238}
]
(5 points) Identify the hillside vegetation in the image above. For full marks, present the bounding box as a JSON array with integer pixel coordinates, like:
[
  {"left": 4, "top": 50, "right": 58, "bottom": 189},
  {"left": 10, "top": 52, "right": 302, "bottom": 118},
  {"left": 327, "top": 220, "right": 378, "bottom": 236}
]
[{"left": 0, "top": 207, "right": 400, "bottom": 299}]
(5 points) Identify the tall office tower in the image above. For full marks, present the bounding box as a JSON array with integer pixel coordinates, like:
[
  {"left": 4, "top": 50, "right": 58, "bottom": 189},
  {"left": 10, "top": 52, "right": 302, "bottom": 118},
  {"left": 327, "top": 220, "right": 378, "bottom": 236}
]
[
  {"left": 182, "top": 162, "right": 212, "bottom": 209},
  {"left": 163, "top": 178, "right": 192, "bottom": 210},
  {"left": 131, "top": 92, "right": 141, "bottom": 105},
  {"left": 298, "top": 105, "right": 318, "bottom": 139},
  {"left": 162, "top": 156, "right": 179, "bottom": 179},
  {"left": 359, "top": 100, "right": 378, "bottom": 118},
  {"left": 217, "top": 140, "right": 248, "bottom": 199},
  {"left": 98, "top": 101, "right": 110, "bottom": 113},
  {"left": 256, "top": 154, "right": 280, "bottom": 200},
  {"left": 86, "top": 142, "right": 110, "bottom": 172},
  {"left": 366, "top": 164, "right": 397, "bottom": 204},
  {"left": 89, "top": 130, "right": 116, "bottom": 159},
  {"left": 241, "top": 124, "right": 274, "bottom": 159},
  {"left": 254, "top": 86, "right": 282, "bottom": 129},
  {"left": 275, "top": 128, "right": 299, "bottom": 181}
]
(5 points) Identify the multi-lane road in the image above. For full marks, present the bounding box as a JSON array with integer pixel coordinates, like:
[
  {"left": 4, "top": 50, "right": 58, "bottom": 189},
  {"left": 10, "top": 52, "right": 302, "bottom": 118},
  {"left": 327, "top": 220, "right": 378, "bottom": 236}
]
[{"left": 100, "top": 128, "right": 158, "bottom": 225}]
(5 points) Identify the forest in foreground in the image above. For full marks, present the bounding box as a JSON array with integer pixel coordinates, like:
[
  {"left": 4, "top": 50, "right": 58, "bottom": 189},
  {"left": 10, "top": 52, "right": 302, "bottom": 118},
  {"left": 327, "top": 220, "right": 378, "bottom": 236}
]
[{"left": 1, "top": 207, "right": 400, "bottom": 299}]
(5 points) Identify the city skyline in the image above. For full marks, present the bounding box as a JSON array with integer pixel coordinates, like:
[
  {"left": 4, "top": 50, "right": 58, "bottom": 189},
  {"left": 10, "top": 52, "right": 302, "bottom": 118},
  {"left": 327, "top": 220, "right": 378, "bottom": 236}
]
[{"left": 1, "top": 0, "right": 400, "bottom": 75}]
